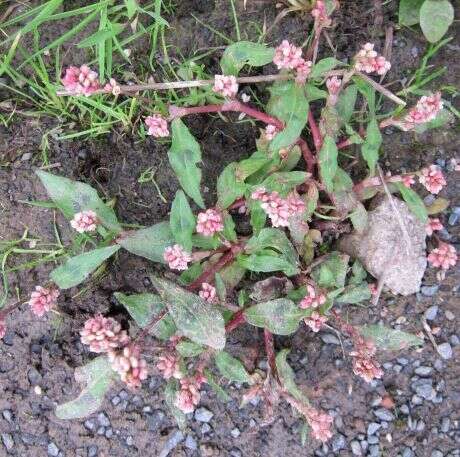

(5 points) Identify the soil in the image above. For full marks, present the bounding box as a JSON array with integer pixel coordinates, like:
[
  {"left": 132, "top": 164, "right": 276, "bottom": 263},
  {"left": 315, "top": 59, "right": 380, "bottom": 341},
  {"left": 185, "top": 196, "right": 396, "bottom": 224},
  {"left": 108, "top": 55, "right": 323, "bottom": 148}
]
[{"left": 0, "top": 1, "right": 459, "bottom": 457}]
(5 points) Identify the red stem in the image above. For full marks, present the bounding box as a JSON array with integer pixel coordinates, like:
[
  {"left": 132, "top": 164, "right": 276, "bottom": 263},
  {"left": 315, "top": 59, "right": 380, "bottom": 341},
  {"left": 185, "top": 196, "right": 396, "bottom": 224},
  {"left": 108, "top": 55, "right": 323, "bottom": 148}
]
[
  {"left": 308, "top": 111, "right": 322, "bottom": 151},
  {"left": 135, "top": 307, "right": 168, "bottom": 343},
  {"left": 225, "top": 309, "right": 246, "bottom": 332},
  {"left": 264, "top": 329, "right": 277, "bottom": 376}
]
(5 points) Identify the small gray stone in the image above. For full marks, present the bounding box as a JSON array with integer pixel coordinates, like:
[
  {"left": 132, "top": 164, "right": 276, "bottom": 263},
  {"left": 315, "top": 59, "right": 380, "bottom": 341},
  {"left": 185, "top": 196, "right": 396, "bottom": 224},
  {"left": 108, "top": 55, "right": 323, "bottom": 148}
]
[
  {"left": 185, "top": 435, "right": 197, "bottom": 450},
  {"left": 424, "top": 305, "right": 439, "bottom": 320},
  {"left": 230, "top": 448, "right": 242, "bottom": 457},
  {"left": 2, "top": 410, "right": 13, "bottom": 422},
  {"left": 28, "top": 367, "right": 42, "bottom": 385},
  {"left": 431, "top": 451, "right": 443, "bottom": 457},
  {"left": 126, "top": 436, "right": 134, "bottom": 446},
  {"left": 402, "top": 447, "right": 414, "bottom": 457},
  {"left": 367, "top": 422, "right": 381, "bottom": 435},
  {"left": 147, "top": 409, "right": 165, "bottom": 431},
  {"left": 367, "top": 435, "right": 379, "bottom": 444},
  {"left": 434, "top": 359, "right": 444, "bottom": 371},
  {"left": 194, "top": 407, "right": 213, "bottom": 423},
  {"left": 321, "top": 333, "right": 340, "bottom": 345},
  {"left": 374, "top": 409, "right": 395, "bottom": 421},
  {"left": 421, "top": 286, "right": 439, "bottom": 297},
  {"left": 448, "top": 211, "right": 459, "bottom": 226},
  {"left": 201, "top": 423, "right": 211, "bottom": 434},
  {"left": 119, "top": 390, "right": 129, "bottom": 400},
  {"left": 84, "top": 420, "right": 95, "bottom": 431},
  {"left": 1, "top": 433, "right": 14, "bottom": 451},
  {"left": 87, "top": 445, "right": 98, "bottom": 457},
  {"left": 416, "top": 420, "right": 426, "bottom": 432},
  {"left": 445, "top": 310, "right": 455, "bottom": 321},
  {"left": 350, "top": 440, "right": 362, "bottom": 456},
  {"left": 438, "top": 343, "right": 453, "bottom": 360},
  {"left": 231, "top": 428, "right": 240, "bottom": 438},
  {"left": 97, "top": 412, "right": 110, "bottom": 427},
  {"left": 159, "top": 431, "right": 184, "bottom": 457},
  {"left": 412, "top": 379, "right": 435, "bottom": 400},
  {"left": 105, "top": 428, "right": 113, "bottom": 439},
  {"left": 412, "top": 395, "right": 423, "bottom": 405},
  {"left": 397, "top": 357, "right": 409, "bottom": 366},
  {"left": 400, "top": 405, "right": 410, "bottom": 415},
  {"left": 48, "top": 442, "right": 59, "bottom": 457},
  {"left": 332, "top": 434, "right": 346, "bottom": 451},
  {"left": 96, "top": 427, "right": 105, "bottom": 436},
  {"left": 369, "top": 444, "right": 381, "bottom": 457},
  {"left": 441, "top": 417, "right": 451, "bottom": 433},
  {"left": 111, "top": 396, "right": 120, "bottom": 406},
  {"left": 414, "top": 366, "right": 433, "bottom": 376},
  {"left": 424, "top": 195, "right": 436, "bottom": 206}
]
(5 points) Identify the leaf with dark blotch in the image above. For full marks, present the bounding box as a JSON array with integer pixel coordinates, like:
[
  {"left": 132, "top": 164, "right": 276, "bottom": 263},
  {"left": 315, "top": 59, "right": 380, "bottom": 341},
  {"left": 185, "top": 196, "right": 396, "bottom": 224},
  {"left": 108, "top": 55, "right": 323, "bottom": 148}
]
[
  {"left": 244, "top": 298, "right": 306, "bottom": 335},
  {"left": 114, "top": 292, "right": 176, "bottom": 340},
  {"left": 168, "top": 119, "right": 205, "bottom": 208},
  {"left": 215, "top": 351, "right": 252, "bottom": 384},
  {"left": 170, "top": 190, "right": 195, "bottom": 252},
  {"left": 359, "top": 324, "right": 423, "bottom": 350},
  {"left": 118, "top": 222, "right": 174, "bottom": 263},
  {"left": 51, "top": 245, "right": 120, "bottom": 289},
  {"left": 36, "top": 170, "right": 121, "bottom": 232},
  {"left": 56, "top": 357, "right": 115, "bottom": 419},
  {"left": 151, "top": 276, "right": 226, "bottom": 350}
]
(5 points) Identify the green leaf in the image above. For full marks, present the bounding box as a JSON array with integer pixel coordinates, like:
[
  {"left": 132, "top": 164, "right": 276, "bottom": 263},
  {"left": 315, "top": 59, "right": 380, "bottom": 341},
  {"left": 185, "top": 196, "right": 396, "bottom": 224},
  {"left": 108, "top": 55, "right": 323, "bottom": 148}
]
[
  {"left": 192, "top": 234, "right": 221, "bottom": 250},
  {"left": 170, "top": 190, "right": 195, "bottom": 252},
  {"left": 51, "top": 245, "right": 120, "bottom": 289},
  {"left": 261, "top": 171, "right": 309, "bottom": 195},
  {"left": 124, "top": 0, "right": 138, "bottom": 18},
  {"left": 276, "top": 349, "right": 304, "bottom": 401},
  {"left": 164, "top": 379, "right": 186, "bottom": 428},
  {"left": 354, "top": 77, "right": 376, "bottom": 115},
  {"left": 395, "top": 182, "right": 428, "bottom": 223},
  {"left": 248, "top": 201, "right": 267, "bottom": 235},
  {"left": 118, "top": 222, "right": 174, "bottom": 263},
  {"left": 215, "top": 351, "right": 252, "bottom": 384},
  {"left": 204, "top": 369, "right": 232, "bottom": 402},
  {"left": 77, "top": 24, "right": 124, "bottom": 48},
  {"left": 319, "top": 136, "right": 338, "bottom": 192},
  {"left": 217, "top": 163, "right": 246, "bottom": 208},
  {"left": 214, "top": 273, "right": 227, "bottom": 302},
  {"left": 176, "top": 340, "right": 204, "bottom": 357},
  {"left": 114, "top": 292, "right": 176, "bottom": 340},
  {"left": 350, "top": 260, "right": 367, "bottom": 285},
  {"left": 420, "top": 0, "right": 454, "bottom": 43},
  {"left": 361, "top": 118, "right": 382, "bottom": 174},
  {"left": 56, "top": 357, "right": 115, "bottom": 419},
  {"left": 336, "top": 283, "right": 371, "bottom": 304},
  {"left": 305, "top": 84, "right": 328, "bottom": 102},
  {"left": 151, "top": 276, "right": 226, "bottom": 350},
  {"left": 349, "top": 201, "right": 368, "bottom": 233},
  {"left": 267, "top": 81, "right": 309, "bottom": 152},
  {"left": 336, "top": 84, "right": 358, "bottom": 124},
  {"left": 237, "top": 253, "right": 299, "bottom": 276},
  {"left": 244, "top": 298, "right": 306, "bottom": 335},
  {"left": 399, "top": 0, "right": 424, "bottom": 26},
  {"left": 219, "top": 261, "right": 247, "bottom": 290},
  {"left": 168, "top": 119, "right": 205, "bottom": 208},
  {"left": 220, "top": 41, "right": 275, "bottom": 76},
  {"left": 309, "top": 57, "right": 342, "bottom": 79},
  {"left": 359, "top": 324, "right": 423, "bottom": 350},
  {"left": 222, "top": 212, "right": 237, "bottom": 242},
  {"left": 311, "top": 251, "right": 349, "bottom": 289},
  {"left": 333, "top": 167, "right": 353, "bottom": 192},
  {"left": 35, "top": 170, "right": 121, "bottom": 232},
  {"left": 236, "top": 156, "right": 271, "bottom": 180},
  {"left": 414, "top": 108, "right": 452, "bottom": 133}
]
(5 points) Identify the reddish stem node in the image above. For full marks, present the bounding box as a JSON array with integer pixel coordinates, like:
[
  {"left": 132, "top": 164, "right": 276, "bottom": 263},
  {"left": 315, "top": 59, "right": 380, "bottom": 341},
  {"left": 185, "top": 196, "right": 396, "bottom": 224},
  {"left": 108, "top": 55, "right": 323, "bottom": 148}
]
[{"left": 308, "top": 111, "right": 323, "bottom": 151}]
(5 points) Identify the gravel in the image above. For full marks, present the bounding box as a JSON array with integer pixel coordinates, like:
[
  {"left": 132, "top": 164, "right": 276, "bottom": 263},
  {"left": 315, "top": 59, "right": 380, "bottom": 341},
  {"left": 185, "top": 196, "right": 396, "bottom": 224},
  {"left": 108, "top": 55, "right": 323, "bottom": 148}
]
[
  {"left": 412, "top": 379, "right": 436, "bottom": 400},
  {"left": 421, "top": 286, "right": 439, "bottom": 297},
  {"left": 373, "top": 408, "right": 395, "bottom": 421},
  {"left": 97, "top": 412, "right": 110, "bottom": 427},
  {"left": 441, "top": 417, "right": 451, "bottom": 433},
  {"left": 424, "top": 305, "right": 439, "bottom": 320},
  {"left": 159, "top": 431, "right": 184, "bottom": 457},
  {"left": 331, "top": 434, "right": 346, "bottom": 451},
  {"left": 47, "top": 442, "right": 59, "bottom": 457},
  {"left": 350, "top": 440, "right": 362, "bottom": 456},
  {"left": 194, "top": 407, "right": 214, "bottom": 423},
  {"left": 367, "top": 422, "right": 381, "bottom": 435},
  {"left": 1, "top": 433, "right": 14, "bottom": 451},
  {"left": 185, "top": 435, "right": 197, "bottom": 450},
  {"left": 437, "top": 343, "right": 453, "bottom": 360},
  {"left": 320, "top": 333, "right": 340, "bottom": 345},
  {"left": 414, "top": 366, "right": 433, "bottom": 376}
]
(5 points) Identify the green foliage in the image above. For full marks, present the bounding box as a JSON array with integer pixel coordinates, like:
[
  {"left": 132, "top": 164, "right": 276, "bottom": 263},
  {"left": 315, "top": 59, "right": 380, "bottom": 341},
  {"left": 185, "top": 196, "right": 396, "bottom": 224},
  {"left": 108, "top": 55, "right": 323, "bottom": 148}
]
[
  {"left": 419, "top": 0, "right": 454, "bottom": 43},
  {"left": 170, "top": 190, "right": 195, "bottom": 252},
  {"left": 168, "top": 119, "right": 205, "bottom": 208},
  {"left": 361, "top": 118, "right": 382, "bottom": 174},
  {"left": 336, "top": 283, "right": 371, "bottom": 304},
  {"left": 319, "top": 136, "right": 338, "bottom": 193},
  {"left": 261, "top": 171, "right": 309, "bottom": 195},
  {"left": 151, "top": 276, "right": 226, "bottom": 350},
  {"left": 275, "top": 349, "right": 304, "bottom": 401},
  {"left": 217, "top": 163, "right": 247, "bottom": 208},
  {"left": 311, "top": 252, "right": 349, "bottom": 289},
  {"left": 336, "top": 84, "right": 358, "bottom": 124},
  {"left": 309, "top": 57, "right": 342, "bottom": 79},
  {"left": 114, "top": 292, "right": 176, "bottom": 340},
  {"left": 360, "top": 324, "right": 423, "bottom": 350},
  {"left": 204, "top": 369, "right": 232, "bottom": 402},
  {"left": 176, "top": 340, "right": 204, "bottom": 357},
  {"left": 215, "top": 351, "right": 252, "bottom": 383},
  {"left": 399, "top": 0, "right": 425, "bottom": 26},
  {"left": 164, "top": 379, "right": 186, "bottom": 429},
  {"left": 56, "top": 357, "right": 115, "bottom": 419},
  {"left": 395, "top": 182, "right": 428, "bottom": 222},
  {"left": 51, "top": 245, "right": 120, "bottom": 289},
  {"left": 220, "top": 41, "right": 275, "bottom": 76}
]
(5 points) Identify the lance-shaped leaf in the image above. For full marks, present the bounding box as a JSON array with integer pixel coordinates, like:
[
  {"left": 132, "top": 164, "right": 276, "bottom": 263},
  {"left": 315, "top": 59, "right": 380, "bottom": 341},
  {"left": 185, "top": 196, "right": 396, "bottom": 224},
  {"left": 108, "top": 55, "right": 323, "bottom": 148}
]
[
  {"left": 164, "top": 379, "right": 186, "bottom": 429},
  {"left": 51, "top": 245, "right": 120, "bottom": 289},
  {"left": 36, "top": 170, "right": 121, "bottom": 232},
  {"left": 359, "top": 324, "right": 423, "bottom": 350},
  {"left": 267, "top": 81, "right": 309, "bottom": 152},
  {"left": 309, "top": 57, "right": 342, "bottom": 79},
  {"left": 336, "top": 84, "right": 358, "bottom": 124},
  {"left": 56, "top": 357, "right": 115, "bottom": 420},
  {"left": 151, "top": 276, "right": 226, "bottom": 350},
  {"left": 114, "top": 292, "right": 176, "bottom": 340},
  {"left": 361, "top": 118, "right": 382, "bottom": 174},
  {"left": 170, "top": 190, "right": 195, "bottom": 252},
  {"left": 419, "top": 0, "right": 454, "bottom": 43},
  {"left": 237, "top": 252, "right": 299, "bottom": 277},
  {"left": 319, "top": 136, "right": 338, "bottom": 192},
  {"left": 220, "top": 41, "right": 275, "bottom": 76},
  {"left": 336, "top": 283, "right": 371, "bottom": 304},
  {"left": 168, "top": 119, "right": 205, "bottom": 208},
  {"left": 395, "top": 182, "right": 428, "bottom": 223},
  {"left": 261, "top": 171, "right": 309, "bottom": 196},
  {"left": 244, "top": 298, "right": 306, "bottom": 335},
  {"left": 217, "top": 163, "right": 246, "bottom": 208},
  {"left": 215, "top": 351, "right": 252, "bottom": 384},
  {"left": 276, "top": 349, "right": 304, "bottom": 401},
  {"left": 118, "top": 222, "right": 174, "bottom": 263}
]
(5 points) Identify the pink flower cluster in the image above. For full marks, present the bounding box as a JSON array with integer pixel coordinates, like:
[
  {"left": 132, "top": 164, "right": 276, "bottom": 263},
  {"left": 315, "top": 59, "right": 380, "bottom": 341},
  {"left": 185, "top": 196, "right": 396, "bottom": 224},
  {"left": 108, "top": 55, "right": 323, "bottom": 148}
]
[
  {"left": 213, "top": 75, "right": 239, "bottom": 98},
  {"left": 304, "top": 311, "right": 328, "bottom": 332},
  {"left": 104, "top": 78, "right": 121, "bottom": 96},
  {"left": 196, "top": 208, "right": 224, "bottom": 237},
  {"left": 350, "top": 338, "right": 383, "bottom": 383},
  {"left": 299, "top": 284, "right": 327, "bottom": 309},
  {"left": 311, "top": 0, "right": 334, "bottom": 27},
  {"left": 354, "top": 43, "right": 391, "bottom": 75},
  {"left": 29, "top": 286, "right": 59, "bottom": 317},
  {"left": 419, "top": 165, "right": 446, "bottom": 194},
  {"left": 80, "top": 314, "right": 129, "bottom": 353},
  {"left": 305, "top": 407, "right": 334, "bottom": 442},
  {"left": 145, "top": 114, "right": 169, "bottom": 137},
  {"left": 70, "top": 210, "right": 99, "bottom": 233},
  {"left": 108, "top": 344, "right": 148, "bottom": 389},
  {"left": 426, "top": 218, "right": 443, "bottom": 236},
  {"left": 156, "top": 353, "right": 182, "bottom": 380},
  {"left": 405, "top": 93, "right": 443, "bottom": 126},
  {"left": 0, "top": 320, "right": 6, "bottom": 339},
  {"left": 175, "top": 375, "right": 206, "bottom": 414},
  {"left": 61, "top": 65, "right": 101, "bottom": 96},
  {"left": 199, "top": 283, "right": 217, "bottom": 303},
  {"left": 265, "top": 124, "right": 279, "bottom": 141},
  {"left": 428, "top": 242, "right": 457, "bottom": 270},
  {"left": 163, "top": 244, "right": 192, "bottom": 271},
  {"left": 326, "top": 76, "right": 341, "bottom": 96},
  {"left": 273, "top": 41, "right": 312, "bottom": 83},
  {"left": 251, "top": 188, "right": 305, "bottom": 227}
]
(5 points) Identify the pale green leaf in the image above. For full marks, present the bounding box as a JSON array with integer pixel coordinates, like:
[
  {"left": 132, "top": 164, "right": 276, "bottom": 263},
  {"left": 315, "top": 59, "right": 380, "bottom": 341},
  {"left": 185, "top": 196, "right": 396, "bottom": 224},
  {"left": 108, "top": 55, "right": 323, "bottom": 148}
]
[
  {"left": 176, "top": 340, "right": 204, "bottom": 357},
  {"left": 275, "top": 349, "right": 304, "bottom": 401},
  {"left": 361, "top": 118, "right": 382, "bottom": 174},
  {"left": 420, "top": 0, "right": 454, "bottom": 43},
  {"left": 399, "top": 0, "right": 424, "bottom": 26},
  {"left": 220, "top": 41, "right": 275, "bottom": 76},
  {"left": 215, "top": 351, "right": 252, "bottom": 383},
  {"left": 395, "top": 182, "right": 428, "bottom": 222},
  {"left": 359, "top": 324, "right": 423, "bottom": 350},
  {"left": 319, "top": 136, "right": 338, "bottom": 192},
  {"left": 170, "top": 190, "right": 195, "bottom": 252}
]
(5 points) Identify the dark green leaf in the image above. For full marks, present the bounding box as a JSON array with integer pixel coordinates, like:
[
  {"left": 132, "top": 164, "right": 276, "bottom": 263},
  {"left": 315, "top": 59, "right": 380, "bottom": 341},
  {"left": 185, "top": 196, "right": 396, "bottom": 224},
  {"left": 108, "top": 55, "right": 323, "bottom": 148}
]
[
  {"left": 214, "top": 273, "right": 227, "bottom": 302},
  {"left": 350, "top": 260, "right": 367, "bottom": 285},
  {"left": 51, "top": 245, "right": 120, "bottom": 289},
  {"left": 336, "top": 282, "right": 371, "bottom": 304},
  {"left": 118, "top": 222, "right": 174, "bottom": 263},
  {"left": 359, "top": 324, "right": 423, "bottom": 350},
  {"left": 78, "top": 24, "right": 124, "bottom": 48},
  {"left": 310, "top": 57, "right": 342, "bottom": 79},
  {"left": 215, "top": 351, "right": 252, "bottom": 384},
  {"left": 420, "top": 0, "right": 454, "bottom": 43},
  {"left": 361, "top": 118, "right": 382, "bottom": 174},
  {"left": 237, "top": 253, "right": 299, "bottom": 276},
  {"left": 170, "top": 190, "right": 195, "bottom": 251},
  {"left": 168, "top": 119, "right": 205, "bottom": 208},
  {"left": 399, "top": 0, "right": 424, "bottom": 26},
  {"left": 336, "top": 84, "right": 358, "bottom": 124},
  {"left": 275, "top": 349, "right": 304, "bottom": 401},
  {"left": 222, "top": 212, "right": 237, "bottom": 242},
  {"left": 248, "top": 200, "right": 267, "bottom": 234},
  {"left": 204, "top": 369, "right": 232, "bottom": 402},
  {"left": 217, "top": 163, "right": 246, "bottom": 208},
  {"left": 354, "top": 77, "right": 376, "bottom": 115},
  {"left": 395, "top": 182, "right": 428, "bottom": 222},
  {"left": 305, "top": 84, "right": 328, "bottom": 101},
  {"left": 219, "top": 261, "right": 247, "bottom": 290},
  {"left": 319, "top": 136, "right": 338, "bottom": 192},
  {"left": 220, "top": 41, "right": 275, "bottom": 76},
  {"left": 176, "top": 340, "right": 204, "bottom": 357},
  {"left": 261, "top": 171, "right": 309, "bottom": 195},
  {"left": 349, "top": 201, "right": 368, "bottom": 233}
]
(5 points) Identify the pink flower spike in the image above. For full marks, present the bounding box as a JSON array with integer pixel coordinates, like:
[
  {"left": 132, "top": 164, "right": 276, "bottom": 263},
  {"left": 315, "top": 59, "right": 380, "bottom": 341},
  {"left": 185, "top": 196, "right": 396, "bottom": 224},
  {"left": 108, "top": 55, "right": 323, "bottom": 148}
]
[
  {"left": 80, "top": 314, "right": 129, "bottom": 353},
  {"left": 196, "top": 208, "right": 224, "bottom": 237},
  {"left": 428, "top": 242, "right": 457, "bottom": 270},
  {"left": 306, "top": 407, "right": 334, "bottom": 442},
  {"left": 401, "top": 174, "right": 415, "bottom": 188},
  {"left": 0, "top": 320, "right": 6, "bottom": 339},
  {"left": 326, "top": 76, "right": 341, "bottom": 96},
  {"left": 425, "top": 218, "right": 444, "bottom": 236},
  {"left": 29, "top": 286, "right": 59, "bottom": 317},
  {"left": 299, "top": 285, "right": 327, "bottom": 309},
  {"left": 354, "top": 43, "right": 391, "bottom": 75},
  {"left": 405, "top": 92, "right": 443, "bottom": 126},
  {"left": 311, "top": 0, "right": 334, "bottom": 27},
  {"left": 198, "top": 283, "right": 217, "bottom": 303},
  {"left": 352, "top": 356, "right": 383, "bottom": 383},
  {"left": 304, "top": 311, "right": 328, "bottom": 332},
  {"left": 419, "top": 165, "right": 446, "bottom": 194},
  {"left": 273, "top": 40, "right": 303, "bottom": 70},
  {"left": 156, "top": 353, "right": 182, "bottom": 380},
  {"left": 163, "top": 245, "right": 192, "bottom": 271},
  {"left": 70, "top": 210, "right": 99, "bottom": 233},
  {"left": 109, "top": 344, "right": 148, "bottom": 389},
  {"left": 61, "top": 65, "right": 101, "bottom": 96},
  {"left": 104, "top": 78, "right": 121, "bottom": 96},
  {"left": 213, "top": 75, "right": 239, "bottom": 98},
  {"left": 145, "top": 114, "right": 169, "bottom": 137},
  {"left": 265, "top": 124, "right": 279, "bottom": 141},
  {"left": 295, "top": 59, "right": 312, "bottom": 84},
  {"left": 175, "top": 377, "right": 201, "bottom": 414}
]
